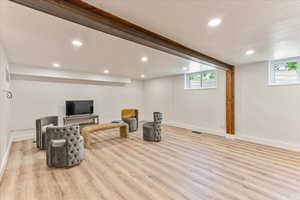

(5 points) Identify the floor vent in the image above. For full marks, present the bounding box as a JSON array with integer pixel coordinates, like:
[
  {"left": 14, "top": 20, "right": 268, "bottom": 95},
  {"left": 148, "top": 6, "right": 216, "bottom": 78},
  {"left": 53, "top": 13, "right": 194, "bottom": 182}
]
[{"left": 192, "top": 130, "right": 203, "bottom": 134}]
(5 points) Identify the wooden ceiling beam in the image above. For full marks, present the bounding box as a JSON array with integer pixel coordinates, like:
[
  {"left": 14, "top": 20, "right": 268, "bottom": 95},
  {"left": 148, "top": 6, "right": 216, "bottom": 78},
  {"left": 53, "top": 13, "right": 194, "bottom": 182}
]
[{"left": 10, "top": 0, "right": 234, "bottom": 71}]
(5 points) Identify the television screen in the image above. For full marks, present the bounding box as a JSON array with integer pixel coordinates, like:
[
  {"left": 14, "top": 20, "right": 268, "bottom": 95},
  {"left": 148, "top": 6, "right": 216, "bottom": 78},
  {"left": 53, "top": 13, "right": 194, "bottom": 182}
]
[{"left": 66, "top": 100, "right": 94, "bottom": 116}]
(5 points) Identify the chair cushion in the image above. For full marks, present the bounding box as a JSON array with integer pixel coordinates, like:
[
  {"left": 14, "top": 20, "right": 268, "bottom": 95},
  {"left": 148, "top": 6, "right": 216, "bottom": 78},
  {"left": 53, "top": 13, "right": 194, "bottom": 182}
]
[
  {"left": 123, "top": 117, "right": 137, "bottom": 132},
  {"left": 42, "top": 123, "right": 55, "bottom": 134},
  {"left": 51, "top": 139, "right": 66, "bottom": 147}
]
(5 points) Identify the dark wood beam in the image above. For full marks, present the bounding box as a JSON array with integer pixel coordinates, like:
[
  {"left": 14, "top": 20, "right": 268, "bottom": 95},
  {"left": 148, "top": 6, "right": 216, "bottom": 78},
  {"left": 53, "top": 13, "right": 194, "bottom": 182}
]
[
  {"left": 226, "top": 68, "right": 235, "bottom": 134},
  {"left": 10, "top": 0, "right": 234, "bottom": 71}
]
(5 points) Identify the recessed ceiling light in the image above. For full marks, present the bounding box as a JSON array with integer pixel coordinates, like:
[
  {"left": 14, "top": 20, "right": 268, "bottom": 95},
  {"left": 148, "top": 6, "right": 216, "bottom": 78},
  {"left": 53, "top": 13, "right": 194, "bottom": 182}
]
[
  {"left": 72, "top": 40, "right": 83, "bottom": 47},
  {"left": 183, "top": 67, "right": 188, "bottom": 71},
  {"left": 208, "top": 18, "right": 222, "bottom": 27},
  {"left": 52, "top": 63, "right": 61, "bottom": 68},
  {"left": 104, "top": 69, "right": 109, "bottom": 74},
  {"left": 141, "top": 56, "right": 148, "bottom": 63},
  {"left": 141, "top": 74, "right": 145, "bottom": 78},
  {"left": 246, "top": 50, "right": 255, "bottom": 55}
]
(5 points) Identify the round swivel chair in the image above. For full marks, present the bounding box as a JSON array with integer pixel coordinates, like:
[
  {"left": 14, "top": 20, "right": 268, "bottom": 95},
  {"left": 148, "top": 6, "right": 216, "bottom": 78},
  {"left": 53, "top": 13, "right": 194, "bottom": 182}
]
[{"left": 143, "top": 112, "right": 163, "bottom": 142}]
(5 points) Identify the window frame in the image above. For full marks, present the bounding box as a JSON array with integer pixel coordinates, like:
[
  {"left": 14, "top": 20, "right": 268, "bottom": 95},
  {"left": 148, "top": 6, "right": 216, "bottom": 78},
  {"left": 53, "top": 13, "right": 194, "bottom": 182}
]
[
  {"left": 268, "top": 57, "right": 300, "bottom": 86},
  {"left": 184, "top": 70, "right": 218, "bottom": 90}
]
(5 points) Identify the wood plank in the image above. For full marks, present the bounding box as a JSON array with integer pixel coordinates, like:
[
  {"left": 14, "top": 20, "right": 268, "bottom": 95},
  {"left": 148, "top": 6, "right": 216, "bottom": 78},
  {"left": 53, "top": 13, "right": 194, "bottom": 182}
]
[
  {"left": 226, "top": 68, "right": 235, "bottom": 134},
  {"left": 9, "top": 0, "right": 234, "bottom": 71},
  {"left": 1, "top": 125, "right": 300, "bottom": 200}
]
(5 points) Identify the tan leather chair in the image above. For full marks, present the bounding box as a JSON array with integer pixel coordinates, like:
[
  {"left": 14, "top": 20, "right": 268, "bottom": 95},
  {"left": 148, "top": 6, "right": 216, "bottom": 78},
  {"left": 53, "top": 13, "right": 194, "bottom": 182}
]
[{"left": 121, "top": 109, "right": 138, "bottom": 132}]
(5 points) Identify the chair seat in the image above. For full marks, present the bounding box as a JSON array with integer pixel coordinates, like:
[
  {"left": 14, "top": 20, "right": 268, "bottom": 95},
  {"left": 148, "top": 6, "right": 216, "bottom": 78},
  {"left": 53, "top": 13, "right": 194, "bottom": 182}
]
[{"left": 143, "top": 122, "right": 154, "bottom": 128}]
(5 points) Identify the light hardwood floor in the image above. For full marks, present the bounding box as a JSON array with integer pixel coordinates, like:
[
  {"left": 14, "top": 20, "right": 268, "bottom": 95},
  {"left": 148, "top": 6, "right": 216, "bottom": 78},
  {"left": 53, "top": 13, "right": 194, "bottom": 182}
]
[{"left": 1, "top": 125, "right": 300, "bottom": 200}]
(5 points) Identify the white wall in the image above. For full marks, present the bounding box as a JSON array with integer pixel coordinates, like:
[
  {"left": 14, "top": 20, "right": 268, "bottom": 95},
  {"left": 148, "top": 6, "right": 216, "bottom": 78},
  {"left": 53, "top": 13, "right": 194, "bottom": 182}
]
[
  {"left": 235, "top": 62, "right": 300, "bottom": 150},
  {"left": 10, "top": 77, "right": 144, "bottom": 137},
  {"left": 0, "top": 43, "right": 11, "bottom": 178},
  {"left": 143, "top": 71, "right": 226, "bottom": 135},
  {"left": 9, "top": 61, "right": 300, "bottom": 152}
]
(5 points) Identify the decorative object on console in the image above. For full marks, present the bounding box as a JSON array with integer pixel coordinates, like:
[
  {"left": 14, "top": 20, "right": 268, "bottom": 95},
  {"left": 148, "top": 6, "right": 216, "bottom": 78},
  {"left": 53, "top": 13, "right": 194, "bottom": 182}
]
[
  {"left": 112, "top": 120, "right": 122, "bottom": 123},
  {"left": 121, "top": 109, "right": 138, "bottom": 132},
  {"left": 46, "top": 125, "right": 84, "bottom": 168},
  {"left": 143, "top": 112, "right": 163, "bottom": 142},
  {"left": 36, "top": 116, "right": 58, "bottom": 150}
]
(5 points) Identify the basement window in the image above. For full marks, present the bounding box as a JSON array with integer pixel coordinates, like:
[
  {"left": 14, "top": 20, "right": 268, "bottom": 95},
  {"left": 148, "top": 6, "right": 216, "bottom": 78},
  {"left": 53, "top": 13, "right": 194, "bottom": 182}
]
[
  {"left": 269, "top": 57, "right": 300, "bottom": 85},
  {"left": 185, "top": 70, "right": 217, "bottom": 89}
]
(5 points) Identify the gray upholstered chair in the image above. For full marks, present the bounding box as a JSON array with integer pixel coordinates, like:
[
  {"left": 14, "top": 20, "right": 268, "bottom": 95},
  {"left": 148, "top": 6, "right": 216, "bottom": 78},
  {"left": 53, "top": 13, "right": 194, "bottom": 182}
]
[
  {"left": 45, "top": 125, "right": 84, "bottom": 168},
  {"left": 36, "top": 116, "right": 58, "bottom": 150},
  {"left": 121, "top": 109, "right": 139, "bottom": 132},
  {"left": 143, "top": 112, "right": 163, "bottom": 142}
]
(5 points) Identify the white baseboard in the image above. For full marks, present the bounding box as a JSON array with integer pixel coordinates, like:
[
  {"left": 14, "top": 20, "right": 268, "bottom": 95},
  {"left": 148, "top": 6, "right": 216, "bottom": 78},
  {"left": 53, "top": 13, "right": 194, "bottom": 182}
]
[
  {"left": 235, "top": 134, "right": 300, "bottom": 152},
  {"left": 0, "top": 136, "right": 13, "bottom": 183},
  {"left": 0, "top": 128, "right": 36, "bottom": 183},
  {"left": 163, "top": 122, "right": 300, "bottom": 152},
  {"left": 164, "top": 121, "right": 226, "bottom": 137},
  {"left": 0, "top": 129, "right": 35, "bottom": 182},
  {"left": 225, "top": 134, "right": 236, "bottom": 140},
  {"left": 11, "top": 128, "right": 35, "bottom": 142}
]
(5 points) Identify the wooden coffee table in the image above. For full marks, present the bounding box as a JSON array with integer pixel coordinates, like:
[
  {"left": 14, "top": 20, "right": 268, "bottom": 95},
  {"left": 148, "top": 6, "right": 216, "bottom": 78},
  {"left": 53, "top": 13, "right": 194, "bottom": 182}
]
[{"left": 81, "top": 122, "right": 128, "bottom": 148}]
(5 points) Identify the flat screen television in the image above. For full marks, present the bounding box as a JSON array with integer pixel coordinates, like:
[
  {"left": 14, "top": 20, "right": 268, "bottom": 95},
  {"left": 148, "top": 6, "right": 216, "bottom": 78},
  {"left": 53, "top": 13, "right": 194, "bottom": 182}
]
[{"left": 66, "top": 100, "right": 94, "bottom": 116}]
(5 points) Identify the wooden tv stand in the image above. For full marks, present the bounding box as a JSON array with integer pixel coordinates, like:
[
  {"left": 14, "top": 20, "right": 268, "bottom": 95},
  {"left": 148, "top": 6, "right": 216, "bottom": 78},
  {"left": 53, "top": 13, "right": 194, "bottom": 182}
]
[{"left": 63, "top": 114, "right": 99, "bottom": 128}]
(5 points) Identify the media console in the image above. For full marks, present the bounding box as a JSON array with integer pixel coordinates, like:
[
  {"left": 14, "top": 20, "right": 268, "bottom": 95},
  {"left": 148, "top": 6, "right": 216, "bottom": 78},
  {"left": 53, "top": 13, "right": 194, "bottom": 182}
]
[{"left": 63, "top": 114, "right": 99, "bottom": 128}]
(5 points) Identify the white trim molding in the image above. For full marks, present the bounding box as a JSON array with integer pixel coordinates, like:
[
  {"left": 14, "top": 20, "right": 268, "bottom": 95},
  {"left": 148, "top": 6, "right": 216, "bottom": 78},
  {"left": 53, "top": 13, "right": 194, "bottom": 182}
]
[
  {"left": 10, "top": 65, "right": 132, "bottom": 85},
  {"left": 163, "top": 121, "right": 226, "bottom": 137},
  {"left": 10, "top": 128, "right": 35, "bottom": 142},
  {"left": 225, "top": 134, "right": 236, "bottom": 140},
  {"left": 163, "top": 122, "right": 300, "bottom": 152},
  {"left": 235, "top": 134, "right": 300, "bottom": 152},
  {"left": 0, "top": 136, "right": 13, "bottom": 182},
  {"left": 0, "top": 129, "right": 35, "bottom": 182}
]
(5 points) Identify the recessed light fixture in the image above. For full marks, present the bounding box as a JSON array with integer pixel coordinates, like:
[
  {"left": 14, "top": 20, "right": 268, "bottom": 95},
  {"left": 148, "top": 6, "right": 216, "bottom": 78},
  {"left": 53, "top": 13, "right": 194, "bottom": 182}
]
[
  {"left": 246, "top": 49, "right": 255, "bottom": 55},
  {"left": 183, "top": 67, "right": 188, "bottom": 71},
  {"left": 52, "top": 63, "right": 61, "bottom": 68},
  {"left": 141, "top": 56, "right": 148, "bottom": 63},
  {"left": 141, "top": 74, "right": 145, "bottom": 78},
  {"left": 104, "top": 69, "right": 109, "bottom": 74},
  {"left": 208, "top": 18, "right": 222, "bottom": 27},
  {"left": 72, "top": 39, "right": 83, "bottom": 47}
]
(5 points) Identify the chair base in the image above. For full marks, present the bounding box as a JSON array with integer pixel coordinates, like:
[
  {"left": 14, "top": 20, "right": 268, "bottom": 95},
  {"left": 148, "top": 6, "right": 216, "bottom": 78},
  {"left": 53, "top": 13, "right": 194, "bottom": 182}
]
[{"left": 143, "top": 123, "right": 161, "bottom": 142}]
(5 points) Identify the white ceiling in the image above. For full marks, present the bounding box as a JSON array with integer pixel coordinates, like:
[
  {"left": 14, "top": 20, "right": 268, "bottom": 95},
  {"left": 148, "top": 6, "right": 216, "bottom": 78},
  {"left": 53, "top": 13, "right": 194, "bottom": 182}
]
[
  {"left": 1, "top": 0, "right": 300, "bottom": 79},
  {"left": 86, "top": 0, "right": 300, "bottom": 65},
  {"left": 0, "top": 0, "right": 214, "bottom": 80}
]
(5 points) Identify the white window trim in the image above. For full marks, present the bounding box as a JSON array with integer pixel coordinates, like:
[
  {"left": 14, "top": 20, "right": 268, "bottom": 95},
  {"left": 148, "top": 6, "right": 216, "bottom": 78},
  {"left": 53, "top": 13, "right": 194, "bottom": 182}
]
[
  {"left": 268, "top": 57, "right": 300, "bottom": 86},
  {"left": 184, "top": 70, "right": 218, "bottom": 90},
  {"left": 268, "top": 82, "right": 300, "bottom": 87}
]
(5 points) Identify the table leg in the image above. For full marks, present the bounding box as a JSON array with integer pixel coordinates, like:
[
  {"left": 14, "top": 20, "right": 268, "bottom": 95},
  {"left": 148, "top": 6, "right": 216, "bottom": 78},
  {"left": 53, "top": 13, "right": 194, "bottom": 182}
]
[
  {"left": 83, "top": 132, "right": 90, "bottom": 148},
  {"left": 120, "top": 126, "right": 128, "bottom": 138}
]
